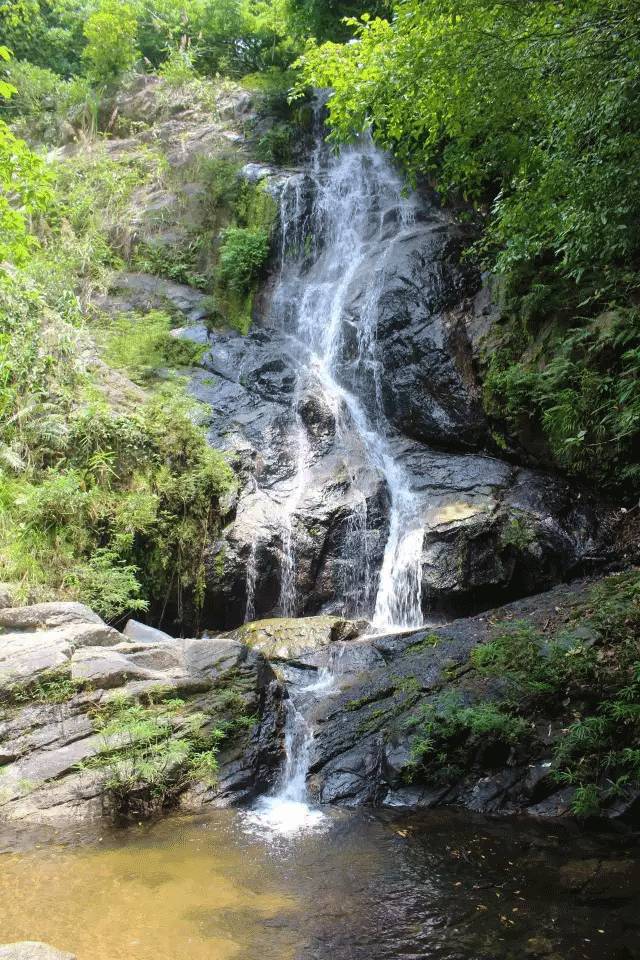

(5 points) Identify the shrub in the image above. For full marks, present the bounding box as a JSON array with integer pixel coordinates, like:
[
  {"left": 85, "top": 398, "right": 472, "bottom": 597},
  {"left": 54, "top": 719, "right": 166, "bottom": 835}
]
[
  {"left": 82, "top": 0, "right": 139, "bottom": 86},
  {"left": 483, "top": 309, "right": 640, "bottom": 490},
  {"left": 131, "top": 239, "right": 208, "bottom": 289},
  {"left": 471, "top": 572, "right": 640, "bottom": 816},
  {"left": 256, "top": 123, "right": 295, "bottom": 165},
  {"left": 79, "top": 694, "right": 225, "bottom": 818},
  {"left": 2, "top": 61, "right": 97, "bottom": 144},
  {"left": 157, "top": 45, "right": 199, "bottom": 86},
  {"left": 405, "top": 693, "right": 528, "bottom": 783},
  {"left": 99, "top": 310, "right": 205, "bottom": 384},
  {"left": 217, "top": 226, "right": 270, "bottom": 292},
  {"left": 64, "top": 548, "right": 148, "bottom": 621}
]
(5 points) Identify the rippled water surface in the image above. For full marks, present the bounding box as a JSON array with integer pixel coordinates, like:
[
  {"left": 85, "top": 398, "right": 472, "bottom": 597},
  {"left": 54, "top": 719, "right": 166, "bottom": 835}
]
[{"left": 0, "top": 808, "right": 638, "bottom": 960}]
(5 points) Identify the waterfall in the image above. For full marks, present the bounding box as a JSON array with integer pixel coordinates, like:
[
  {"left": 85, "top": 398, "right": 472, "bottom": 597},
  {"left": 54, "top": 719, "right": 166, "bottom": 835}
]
[
  {"left": 246, "top": 122, "right": 430, "bottom": 835},
  {"left": 269, "top": 120, "right": 425, "bottom": 632},
  {"left": 244, "top": 543, "right": 257, "bottom": 623}
]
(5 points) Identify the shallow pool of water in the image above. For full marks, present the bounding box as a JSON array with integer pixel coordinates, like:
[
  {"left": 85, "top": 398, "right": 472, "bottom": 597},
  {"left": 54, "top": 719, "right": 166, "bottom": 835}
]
[{"left": 0, "top": 808, "right": 638, "bottom": 960}]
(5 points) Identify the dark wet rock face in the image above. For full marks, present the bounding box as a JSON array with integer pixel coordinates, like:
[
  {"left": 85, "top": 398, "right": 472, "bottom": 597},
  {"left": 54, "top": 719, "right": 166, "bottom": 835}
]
[
  {"left": 298, "top": 579, "right": 640, "bottom": 819},
  {"left": 185, "top": 142, "right": 615, "bottom": 631},
  {"left": 345, "top": 222, "right": 487, "bottom": 449}
]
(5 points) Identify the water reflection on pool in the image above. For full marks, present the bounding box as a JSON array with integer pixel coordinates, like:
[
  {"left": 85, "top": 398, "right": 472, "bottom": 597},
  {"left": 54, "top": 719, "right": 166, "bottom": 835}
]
[{"left": 0, "top": 808, "right": 638, "bottom": 960}]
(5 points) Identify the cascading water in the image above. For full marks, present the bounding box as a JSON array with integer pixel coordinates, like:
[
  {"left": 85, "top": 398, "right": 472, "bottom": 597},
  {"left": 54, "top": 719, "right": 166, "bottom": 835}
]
[
  {"left": 248, "top": 112, "right": 428, "bottom": 834},
  {"left": 270, "top": 123, "right": 425, "bottom": 631}
]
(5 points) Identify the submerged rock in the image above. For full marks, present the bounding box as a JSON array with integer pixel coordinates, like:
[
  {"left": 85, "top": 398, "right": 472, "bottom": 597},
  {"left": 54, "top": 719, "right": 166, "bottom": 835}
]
[{"left": 0, "top": 944, "right": 76, "bottom": 960}]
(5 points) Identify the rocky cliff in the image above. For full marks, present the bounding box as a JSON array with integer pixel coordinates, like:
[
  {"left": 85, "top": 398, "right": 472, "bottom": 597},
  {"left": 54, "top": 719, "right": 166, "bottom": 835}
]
[{"left": 2, "top": 77, "right": 636, "bottom": 827}]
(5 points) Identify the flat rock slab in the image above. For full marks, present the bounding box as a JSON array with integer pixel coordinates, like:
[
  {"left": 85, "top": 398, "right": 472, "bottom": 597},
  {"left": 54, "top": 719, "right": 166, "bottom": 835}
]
[
  {"left": 0, "top": 603, "right": 104, "bottom": 630},
  {"left": 0, "top": 944, "right": 75, "bottom": 960},
  {"left": 70, "top": 645, "right": 177, "bottom": 689},
  {"left": 0, "top": 625, "right": 122, "bottom": 696}
]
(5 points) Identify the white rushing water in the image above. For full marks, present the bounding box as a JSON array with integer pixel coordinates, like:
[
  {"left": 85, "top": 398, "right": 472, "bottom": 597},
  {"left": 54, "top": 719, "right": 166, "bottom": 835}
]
[
  {"left": 271, "top": 122, "right": 425, "bottom": 631},
  {"left": 248, "top": 116, "right": 431, "bottom": 835}
]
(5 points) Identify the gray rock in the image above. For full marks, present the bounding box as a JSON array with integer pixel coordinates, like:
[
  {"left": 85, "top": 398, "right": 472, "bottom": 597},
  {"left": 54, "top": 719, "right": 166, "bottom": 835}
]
[
  {"left": 123, "top": 619, "right": 174, "bottom": 643},
  {"left": 299, "top": 578, "right": 636, "bottom": 819},
  {"left": 0, "top": 605, "right": 124, "bottom": 697},
  {"left": 194, "top": 186, "right": 612, "bottom": 628},
  {"left": 181, "top": 637, "right": 245, "bottom": 678},
  {"left": 103, "top": 272, "right": 213, "bottom": 323},
  {"left": 0, "top": 602, "right": 104, "bottom": 631},
  {"left": 0, "top": 943, "right": 76, "bottom": 960},
  {"left": 70, "top": 646, "right": 171, "bottom": 689},
  {"left": 0, "top": 631, "right": 72, "bottom": 692},
  {"left": 0, "top": 584, "right": 15, "bottom": 610},
  {"left": 230, "top": 616, "right": 367, "bottom": 662},
  {"left": 0, "top": 606, "right": 285, "bottom": 824}
]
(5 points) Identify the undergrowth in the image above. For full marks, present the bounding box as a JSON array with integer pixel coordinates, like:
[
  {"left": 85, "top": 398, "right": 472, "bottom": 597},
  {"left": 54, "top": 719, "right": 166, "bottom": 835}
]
[
  {"left": 483, "top": 306, "right": 640, "bottom": 493},
  {"left": 5, "top": 668, "right": 89, "bottom": 707},
  {"left": 405, "top": 571, "right": 640, "bottom": 816},
  {"left": 78, "top": 692, "right": 224, "bottom": 818},
  {"left": 0, "top": 138, "right": 235, "bottom": 629},
  {"left": 79, "top": 678, "right": 256, "bottom": 819}
]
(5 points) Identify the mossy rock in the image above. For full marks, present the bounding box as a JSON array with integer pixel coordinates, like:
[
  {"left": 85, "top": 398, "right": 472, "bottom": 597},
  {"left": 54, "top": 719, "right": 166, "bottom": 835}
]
[{"left": 230, "top": 615, "right": 368, "bottom": 661}]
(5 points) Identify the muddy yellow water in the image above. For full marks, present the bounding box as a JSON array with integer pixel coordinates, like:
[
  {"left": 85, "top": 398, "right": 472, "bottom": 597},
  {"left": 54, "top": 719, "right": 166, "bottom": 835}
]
[
  {"left": 1, "top": 808, "right": 639, "bottom": 960},
  {"left": 0, "top": 813, "right": 304, "bottom": 960}
]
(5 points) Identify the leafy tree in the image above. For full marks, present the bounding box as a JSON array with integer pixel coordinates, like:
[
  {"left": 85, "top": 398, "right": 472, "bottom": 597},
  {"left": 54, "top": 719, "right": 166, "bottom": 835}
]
[
  {"left": 0, "top": 47, "right": 52, "bottom": 265},
  {"left": 134, "top": 0, "right": 207, "bottom": 67},
  {"left": 82, "top": 0, "right": 139, "bottom": 85},
  {"left": 285, "top": 0, "right": 391, "bottom": 41},
  {"left": 1, "top": 0, "right": 87, "bottom": 77},
  {"left": 298, "top": 0, "right": 640, "bottom": 490}
]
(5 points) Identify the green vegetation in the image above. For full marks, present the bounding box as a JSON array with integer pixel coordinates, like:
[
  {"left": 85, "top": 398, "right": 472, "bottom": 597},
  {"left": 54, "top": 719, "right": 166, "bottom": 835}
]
[
  {"left": 217, "top": 226, "right": 270, "bottom": 292},
  {"left": 406, "top": 633, "right": 442, "bottom": 653},
  {"left": 0, "top": 77, "right": 234, "bottom": 627},
  {"left": 131, "top": 240, "right": 209, "bottom": 290},
  {"left": 0, "top": 0, "right": 379, "bottom": 90},
  {"left": 298, "top": 0, "right": 640, "bottom": 492},
  {"left": 500, "top": 517, "right": 535, "bottom": 552},
  {"left": 200, "top": 161, "right": 278, "bottom": 333},
  {"left": 80, "top": 693, "right": 224, "bottom": 817},
  {"left": 98, "top": 310, "right": 205, "bottom": 383},
  {"left": 79, "top": 677, "right": 256, "bottom": 818},
  {"left": 255, "top": 122, "right": 295, "bottom": 164},
  {"left": 0, "top": 46, "right": 52, "bottom": 264},
  {"left": 82, "top": 0, "right": 139, "bottom": 86},
  {"left": 6, "top": 668, "right": 88, "bottom": 706},
  {"left": 483, "top": 309, "right": 640, "bottom": 487},
  {"left": 404, "top": 571, "right": 640, "bottom": 816},
  {"left": 405, "top": 694, "right": 528, "bottom": 784}
]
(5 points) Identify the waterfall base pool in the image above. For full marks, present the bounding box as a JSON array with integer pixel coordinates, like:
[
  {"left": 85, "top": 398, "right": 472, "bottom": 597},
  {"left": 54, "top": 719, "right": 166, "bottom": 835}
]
[{"left": 1, "top": 808, "right": 638, "bottom": 960}]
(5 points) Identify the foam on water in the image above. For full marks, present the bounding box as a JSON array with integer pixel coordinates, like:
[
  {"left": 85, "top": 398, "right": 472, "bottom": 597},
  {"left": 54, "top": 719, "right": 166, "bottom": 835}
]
[{"left": 243, "top": 797, "right": 327, "bottom": 838}]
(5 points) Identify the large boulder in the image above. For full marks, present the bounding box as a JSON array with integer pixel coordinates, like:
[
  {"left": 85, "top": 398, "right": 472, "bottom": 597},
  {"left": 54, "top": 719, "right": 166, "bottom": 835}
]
[
  {"left": 0, "top": 605, "right": 286, "bottom": 823},
  {"left": 299, "top": 577, "right": 640, "bottom": 818},
  {"left": 0, "top": 604, "right": 123, "bottom": 698},
  {"left": 230, "top": 616, "right": 368, "bottom": 662},
  {"left": 0, "top": 602, "right": 107, "bottom": 631}
]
